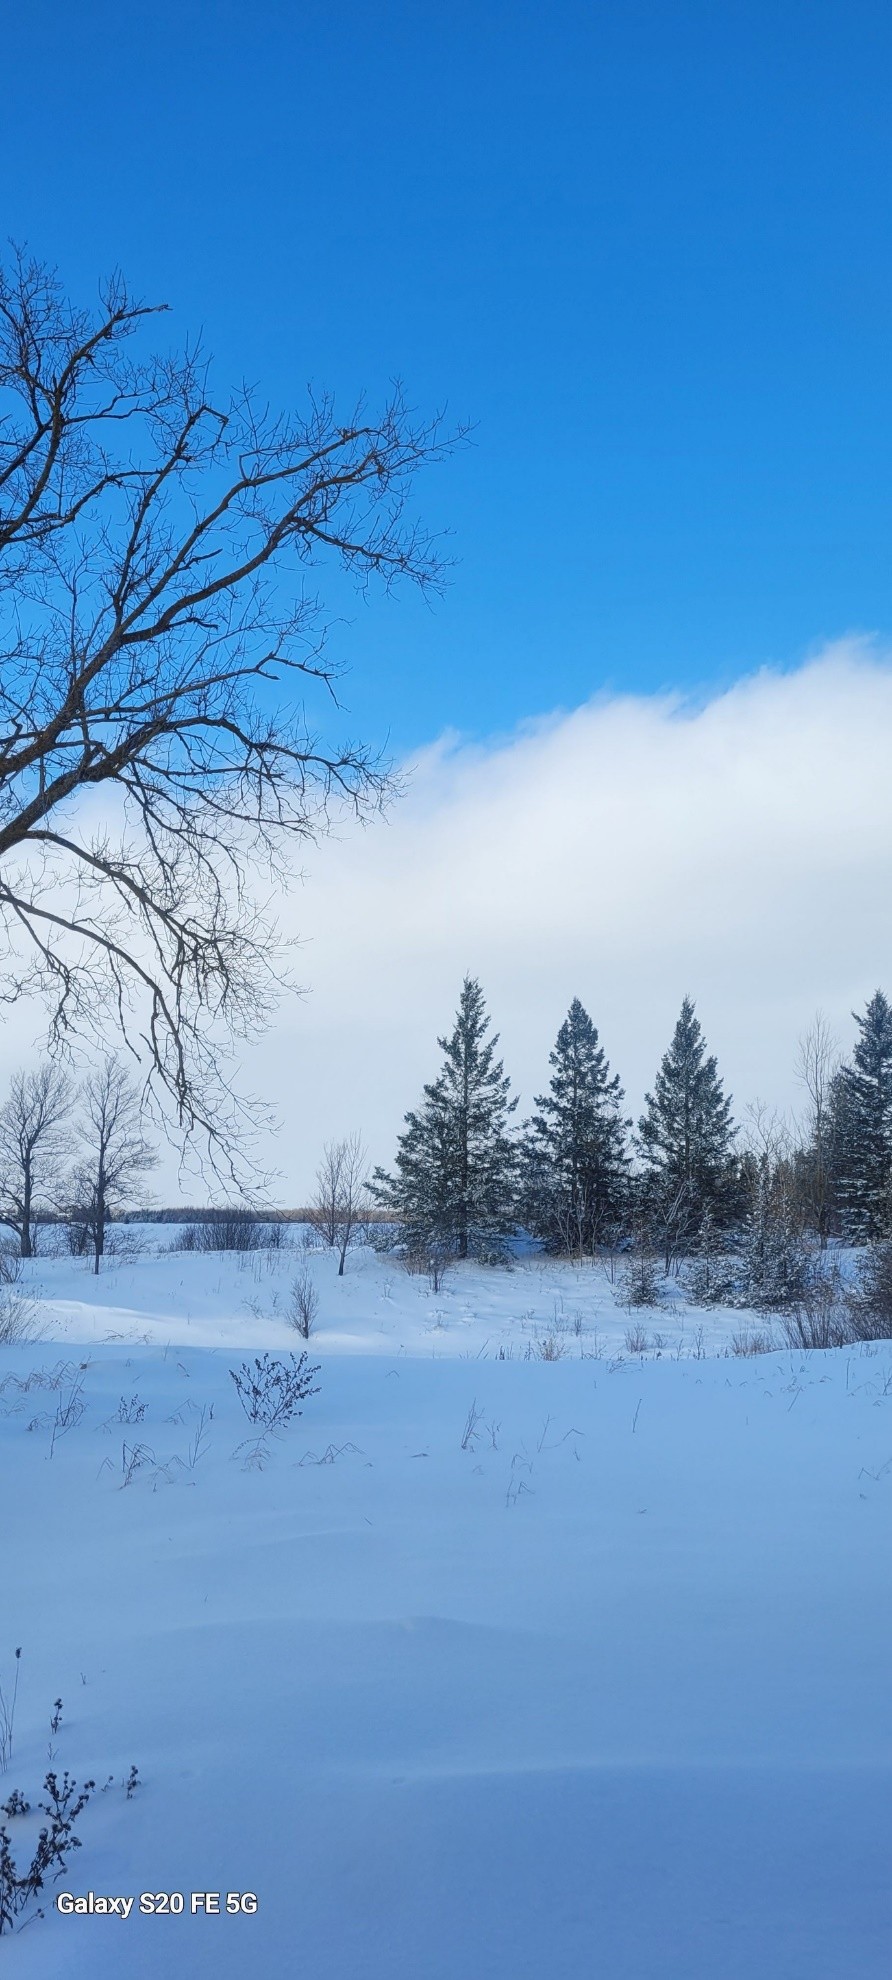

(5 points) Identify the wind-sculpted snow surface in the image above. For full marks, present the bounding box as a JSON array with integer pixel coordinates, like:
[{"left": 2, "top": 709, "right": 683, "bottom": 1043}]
[{"left": 1, "top": 1247, "right": 890, "bottom": 1975}]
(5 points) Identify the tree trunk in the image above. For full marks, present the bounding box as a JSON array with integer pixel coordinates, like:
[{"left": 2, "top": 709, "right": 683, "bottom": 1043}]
[
  {"left": 93, "top": 1187, "right": 106, "bottom": 1275},
  {"left": 20, "top": 1164, "right": 32, "bottom": 1257}
]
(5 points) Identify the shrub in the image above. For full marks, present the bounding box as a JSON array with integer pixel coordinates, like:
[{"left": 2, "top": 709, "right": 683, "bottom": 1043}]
[
  {"left": 0, "top": 1649, "right": 21, "bottom": 1771},
  {"left": 0, "top": 1251, "right": 37, "bottom": 1343},
  {"left": 173, "top": 1214, "right": 273, "bottom": 1254},
  {"left": 684, "top": 1253, "right": 739, "bottom": 1307},
  {"left": 620, "top": 1248, "right": 663, "bottom": 1308},
  {"left": 0, "top": 1288, "right": 37, "bottom": 1347},
  {"left": 776, "top": 1255, "right": 853, "bottom": 1349},
  {"left": 538, "top": 1333, "right": 569, "bottom": 1361},
  {"left": 729, "top": 1327, "right": 775, "bottom": 1356},
  {"left": 64, "top": 1216, "right": 91, "bottom": 1257},
  {"left": 104, "top": 1228, "right": 148, "bottom": 1261},
  {"left": 426, "top": 1245, "right": 453, "bottom": 1293},
  {"left": 229, "top": 1353, "right": 320, "bottom": 1432},
  {"left": 0, "top": 1771, "right": 95, "bottom": 1934},
  {"left": 288, "top": 1267, "right": 318, "bottom": 1339},
  {"left": 847, "top": 1241, "right": 892, "bottom": 1341}
]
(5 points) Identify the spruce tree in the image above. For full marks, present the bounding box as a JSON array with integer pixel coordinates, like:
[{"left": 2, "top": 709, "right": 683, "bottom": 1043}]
[
  {"left": 637, "top": 997, "right": 737, "bottom": 1230},
  {"left": 685, "top": 1205, "right": 737, "bottom": 1306},
  {"left": 740, "top": 1157, "right": 810, "bottom": 1310},
  {"left": 832, "top": 990, "right": 892, "bottom": 1239},
  {"left": 373, "top": 976, "right": 517, "bottom": 1260},
  {"left": 521, "top": 998, "right": 629, "bottom": 1253}
]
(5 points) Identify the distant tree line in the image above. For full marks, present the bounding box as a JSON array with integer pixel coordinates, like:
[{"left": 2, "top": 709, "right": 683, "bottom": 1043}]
[
  {"left": 373, "top": 977, "right": 892, "bottom": 1304},
  {"left": 8, "top": 978, "right": 892, "bottom": 1308}
]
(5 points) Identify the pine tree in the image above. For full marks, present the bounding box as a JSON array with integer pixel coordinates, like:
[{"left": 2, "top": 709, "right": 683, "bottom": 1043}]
[
  {"left": 373, "top": 976, "right": 517, "bottom": 1260},
  {"left": 520, "top": 998, "right": 629, "bottom": 1253},
  {"left": 637, "top": 997, "right": 738, "bottom": 1231},
  {"left": 832, "top": 990, "right": 892, "bottom": 1239}
]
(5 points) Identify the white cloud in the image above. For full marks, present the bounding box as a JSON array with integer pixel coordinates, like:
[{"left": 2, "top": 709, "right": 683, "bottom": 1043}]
[{"left": 4, "top": 639, "right": 892, "bottom": 1200}]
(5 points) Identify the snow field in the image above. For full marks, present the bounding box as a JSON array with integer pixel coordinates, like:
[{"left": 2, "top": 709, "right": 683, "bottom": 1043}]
[
  {"left": 19, "top": 1227, "right": 770, "bottom": 1360},
  {"left": 0, "top": 1239, "right": 890, "bottom": 1976}
]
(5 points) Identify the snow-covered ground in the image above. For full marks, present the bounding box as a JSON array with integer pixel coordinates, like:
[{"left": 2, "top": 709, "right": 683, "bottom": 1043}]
[
  {"left": 16, "top": 1224, "right": 772, "bottom": 1359},
  {"left": 2, "top": 1233, "right": 890, "bottom": 1976}
]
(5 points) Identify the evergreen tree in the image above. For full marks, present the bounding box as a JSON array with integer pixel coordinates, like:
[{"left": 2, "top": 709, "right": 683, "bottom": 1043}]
[
  {"left": 832, "top": 990, "right": 892, "bottom": 1239},
  {"left": 637, "top": 997, "right": 738, "bottom": 1231},
  {"left": 520, "top": 998, "right": 629, "bottom": 1252},
  {"left": 739, "top": 1157, "right": 810, "bottom": 1310},
  {"left": 373, "top": 976, "right": 517, "bottom": 1260},
  {"left": 685, "top": 1205, "right": 737, "bottom": 1306}
]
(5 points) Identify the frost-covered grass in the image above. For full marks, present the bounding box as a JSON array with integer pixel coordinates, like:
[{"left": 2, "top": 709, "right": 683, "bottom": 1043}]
[{"left": 1, "top": 1237, "right": 890, "bottom": 1976}]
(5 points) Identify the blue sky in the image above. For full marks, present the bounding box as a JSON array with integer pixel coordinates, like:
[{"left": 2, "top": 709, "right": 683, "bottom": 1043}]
[{"left": 5, "top": 0, "right": 892, "bottom": 755}]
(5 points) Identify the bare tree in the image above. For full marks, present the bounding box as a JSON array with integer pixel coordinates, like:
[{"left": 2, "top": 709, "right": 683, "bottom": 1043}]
[
  {"left": 795, "top": 1012, "right": 840, "bottom": 1246},
  {"left": 0, "top": 1063, "right": 72, "bottom": 1255},
  {"left": 69, "top": 1057, "right": 157, "bottom": 1273},
  {"left": 334, "top": 1134, "right": 369, "bottom": 1276},
  {"left": 310, "top": 1132, "right": 368, "bottom": 1274},
  {"left": 309, "top": 1139, "right": 346, "bottom": 1248},
  {"left": 643, "top": 1179, "right": 693, "bottom": 1275},
  {"left": 0, "top": 248, "right": 459, "bottom": 1177},
  {"left": 741, "top": 1097, "right": 792, "bottom": 1169}
]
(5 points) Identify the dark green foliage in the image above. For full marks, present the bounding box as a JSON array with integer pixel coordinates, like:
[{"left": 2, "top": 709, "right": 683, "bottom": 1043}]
[
  {"left": 520, "top": 998, "right": 629, "bottom": 1253},
  {"left": 638, "top": 997, "right": 738, "bottom": 1234},
  {"left": 831, "top": 990, "right": 892, "bottom": 1239},
  {"left": 373, "top": 976, "right": 517, "bottom": 1260}
]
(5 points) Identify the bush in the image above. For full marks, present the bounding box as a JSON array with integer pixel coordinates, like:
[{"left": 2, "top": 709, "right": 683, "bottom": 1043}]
[
  {"left": 173, "top": 1214, "right": 271, "bottom": 1254},
  {"left": 104, "top": 1227, "right": 147, "bottom": 1262},
  {"left": 0, "top": 1771, "right": 95, "bottom": 1934},
  {"left": 229, "top": 1353, "right": 320, "bottom": 1431},
  {"left": 0, "top": 1253, "right": 37, "bottom": 1345},
  {"left": 288, "top": 1267, "right": 318, "bottom": 1339},
  {"left": 684, "top": 1253, "right": 739, "bottom": 1307},
  {"left": 729, "top": 1327, "right": 775, "bottom": 1356},
  {"left": 64, "top": 1216, "right": 91, "bottom": 1258},
  {"left": 779, "top": 1304, "right": 851, "bottom": 1350},
  {"left": 779, "top": 1259, "right": 851, "bottom": 1348},
  {"left": 620, "top": 1247, "right": 663, "bottom": 1308},
  {"left": 847, "top": 1241, "right": 892, "bottom": 1341}
]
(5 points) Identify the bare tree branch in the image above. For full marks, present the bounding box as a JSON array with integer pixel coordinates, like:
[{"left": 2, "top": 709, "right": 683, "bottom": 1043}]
[{"left": 0, "top": 247, "right": 464, "bottom": 1182}]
